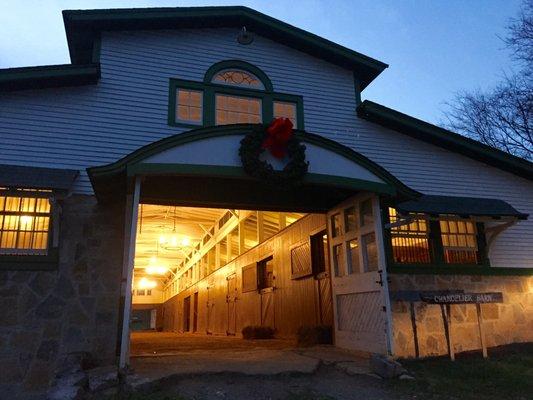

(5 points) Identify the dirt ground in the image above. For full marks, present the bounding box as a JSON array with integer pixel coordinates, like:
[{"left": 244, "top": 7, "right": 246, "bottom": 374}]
[
  {"left": 130, "top": 331, "right": 295, "bottom": 356},
  {"left": 145, "top": 366, "right": 402, "bottom": 400}
]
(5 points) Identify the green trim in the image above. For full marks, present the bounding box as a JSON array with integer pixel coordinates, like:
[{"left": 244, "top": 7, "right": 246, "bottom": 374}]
[
  {"left": 353, "top": 73, "right": 362, "bottom": 106},
  {"left": 0, "top": 250, "right": 59, "bottom": 271},
  {"left": 389, "top": 265, "right": 533, "bottom": 276},
  {"left": 127, "top": 163, "right": 395, "bottom": 195},
  {"left": 203, "top": 60, "right": 274, "bottom": 92},
  {"left": 0, "top": 63, "right": 100, "bottom": 92},
  {"left": 63, "top": 6, "right": 387, "bottom": 89},
  {"left": 357, "top": 100, "right": 533, "bottom": 182},
  {"left": 87, "top": 124, "right": 419, "bottom": 201},
  {"left": 168, "top": 77, "right": 305, "bottom": 129}
]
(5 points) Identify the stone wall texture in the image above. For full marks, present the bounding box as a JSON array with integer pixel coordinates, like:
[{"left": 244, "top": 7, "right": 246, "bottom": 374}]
[
  {"left": 0, "top": 195, "right": 124, "bottom": 399},
  {"left": 390, "top": 273, "right": 533, "bottom": 358}
]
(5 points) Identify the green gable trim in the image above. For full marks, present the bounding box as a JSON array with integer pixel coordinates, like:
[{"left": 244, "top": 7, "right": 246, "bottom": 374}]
[
  {"left": 168, "top": 78, "right": 305, "bottom": 129},
  {"left": 127, "top": 163, "right": 396, "bottom": 195},
  {"left": 62, "top": 6, "right": 387, "bottom": 89},
  {"left": 357, "top": 100, "right": 533, "bottom": 181},
  {"left": 389, "top": 265, "right": 533, "bottom": 276},
  {"left": 0, "top": 63, "right": 100, "bottom": 92},
  {"left": 87, "top": 124, "right": 418, "bottom": 200},
  {"left": 203, "top": 60, "right": 274, "bottom": 92}
]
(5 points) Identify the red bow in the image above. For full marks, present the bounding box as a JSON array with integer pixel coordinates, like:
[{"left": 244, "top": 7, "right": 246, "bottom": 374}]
[{"left": 262, "top": 118, "right": 294, "bottom": 159}]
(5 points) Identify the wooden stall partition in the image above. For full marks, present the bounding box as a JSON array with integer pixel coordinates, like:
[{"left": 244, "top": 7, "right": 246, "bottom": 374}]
[{"left": 161, "top": 213, "right": 329, "bottom": 339}]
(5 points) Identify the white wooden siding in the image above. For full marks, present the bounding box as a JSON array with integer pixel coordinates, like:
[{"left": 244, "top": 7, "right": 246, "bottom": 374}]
[{"left": 0, "top": 28, "right": 531, "bottom": 267}]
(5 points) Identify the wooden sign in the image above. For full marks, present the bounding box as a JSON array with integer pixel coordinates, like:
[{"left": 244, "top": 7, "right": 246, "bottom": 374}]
[{"left": 421, "top": 292, "right": 503, "bottom": 304}]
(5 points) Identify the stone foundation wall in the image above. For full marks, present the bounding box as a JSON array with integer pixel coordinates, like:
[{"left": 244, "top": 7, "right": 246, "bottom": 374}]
[
  {"left": 0, "top": 195, "right": 124, "bottom": 399},
  {"left": 390, "top": 273, "right": 533, "bottom": 358}
]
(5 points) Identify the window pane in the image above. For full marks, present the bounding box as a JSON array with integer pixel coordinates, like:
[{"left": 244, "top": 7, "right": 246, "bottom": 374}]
[
  {"left": 273, "top": 101, "right": 297, "bottom": 128},
  {"left": 344, "top": 207, "right": 357, "bottom": 232},
  {"left": 440, "top": 219, "right": 478, "bottom": 264},
  {"left": 215, "top": 94, "right": 262, "bottom": 125},
  {"left": 332, "top": 244, "right": 343, "bottom": 277},
  {"left": 176, "top": 89, "right": 203, "bottom": 124},
  {"left": 347, "top": 239, "right": 360, "bottom": 274},
  {"left": 330, "top": 213, "right": 341, "bottom": 237},
  {"left": 360, "top": 199, "right": 374, "bottom": 227},
  {"left": 362, "top": 233, "right": 378, "bottom": 272},
  {"left": 212, "top": 69, "right": 265, "bottom": 89}
]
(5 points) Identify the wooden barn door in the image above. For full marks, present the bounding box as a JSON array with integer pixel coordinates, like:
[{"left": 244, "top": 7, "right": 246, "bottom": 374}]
[
  {"left": 327, "top": 194, "right": 392, "bottom": 354},
  {"left": 311, "top": 231, "right": 333, "bottom": 326},
  {"left": 192, "top": 292, "right": 199, "bottom": 333},
  {"left": 260, "top": 289, "right": 275, "bottom": 328},
  {"left": 226, "top": 274, "right": 237, "bottom": 335},
  {"left": 206, "top": 286, "right": 215, "bottom": 335},
  {"left": 183, "top": 296, "right": 191, "bottom": 332}
]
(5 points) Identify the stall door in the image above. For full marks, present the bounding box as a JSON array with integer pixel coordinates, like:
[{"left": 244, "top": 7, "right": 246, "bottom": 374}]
[
  {"left": 226, "top": 274, "right": 237, "bottom": 335},
  {"left": 192, "top": 292, "right": 199, "bottom": 333},
  {"left": 206, "top": 286, "right": 215, "bottom": 334},
  {"left": 183, "top": 296, "right": 191, "bottom": 332},
  {"left": 327, "top": 194, "right": 391, "bottom": 354}
]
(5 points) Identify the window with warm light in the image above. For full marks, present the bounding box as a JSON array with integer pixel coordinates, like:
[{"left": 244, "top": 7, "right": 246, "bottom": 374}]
[
  {"left": 0, "top": 191, "right": 52, "bottom": 255},
  {"left": 215, "top": 94, "right": 262, "bottom": 125},
  {"left": 168, "top": 61, "right": 304, "bottom": 129},
  {"left": 389, "top": 208, "right": 431, "bottom": 264},
  {"left": 176, "top": 88, "right": 203, "bottom": 124},
  {"left": 386, "top": 208, "right": 486, "bottom": 267},
  {"left": 273, "top": 101, "right": 297, "bottom": 128},
  {"left": 440, "top": 219, "right": 478, "bottom": 264}
]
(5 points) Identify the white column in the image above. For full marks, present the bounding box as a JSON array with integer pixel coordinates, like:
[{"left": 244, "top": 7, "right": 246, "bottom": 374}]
[
  {"left": 373, "top": 195, "right": 395, "bottom": 356},
  {"left": 119, "top": 176, "right": 141, "bottom": 369}
]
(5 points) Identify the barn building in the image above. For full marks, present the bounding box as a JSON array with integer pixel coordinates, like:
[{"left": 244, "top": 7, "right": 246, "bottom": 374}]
[{"left": 0, "top": 6, "right": 532, "bottom": 398}]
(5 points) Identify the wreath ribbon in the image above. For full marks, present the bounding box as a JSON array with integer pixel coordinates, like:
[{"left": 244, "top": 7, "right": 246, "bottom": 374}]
[{"left": 261, "top": 118, "right": 294, "bottom": 159}]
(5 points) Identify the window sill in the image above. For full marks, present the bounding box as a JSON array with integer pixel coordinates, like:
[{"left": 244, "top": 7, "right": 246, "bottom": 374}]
[
  {"left": 168, "top": 121, "right": 205, "bottom": 129},
  {"left": 0, "top": 251, "right": 59, "bottom": 271},
  {"left": 388, "top": 264, "right": 533, "bottom": 276}
]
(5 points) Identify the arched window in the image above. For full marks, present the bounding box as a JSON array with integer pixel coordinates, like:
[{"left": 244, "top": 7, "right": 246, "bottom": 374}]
[
  {"left": 211, "top": 69, "right": 265, "bottom": 90},
  {"left": 168, "top": 60, "right": 304, "bottom": 129}
]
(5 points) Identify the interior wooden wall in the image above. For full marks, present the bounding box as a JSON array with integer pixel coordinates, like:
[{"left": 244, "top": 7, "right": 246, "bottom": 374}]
[{"left": 161, "top": 213, "right": 330, "bottom": 338}]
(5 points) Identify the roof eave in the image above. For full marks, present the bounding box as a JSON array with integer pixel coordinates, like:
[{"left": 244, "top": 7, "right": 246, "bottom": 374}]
[
  {"left": 357, "top": 100, "right": 533, "bottom": 182},
  {"left": 0, "top": 63, "right": 100, "bottom": 92}
]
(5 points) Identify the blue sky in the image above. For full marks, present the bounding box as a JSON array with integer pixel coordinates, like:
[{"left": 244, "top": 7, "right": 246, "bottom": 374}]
[{"left": 0, "top": 0, "right": 522, "bottom": 124}]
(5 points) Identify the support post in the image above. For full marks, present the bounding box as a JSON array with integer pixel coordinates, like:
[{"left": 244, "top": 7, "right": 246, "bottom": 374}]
[
  {"left": 476, "top": 303, "right": 488, "bottom": 358},
  {"left": 119, "top": 176, "right": 141, "bottom": 369},
  {"left": 409, "top": 302, "right": 420, "bottom": 358},
  {"left": 373, "top": 196, "right": 395, "bottom": 356},
  {"left": 441, "top": 304, "right": 455, "bottom": 361}
]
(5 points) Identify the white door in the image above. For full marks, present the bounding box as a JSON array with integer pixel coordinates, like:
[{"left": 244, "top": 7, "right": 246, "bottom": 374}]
[{"left": 327, "top": 193, "right": 392, "bottom": 354}]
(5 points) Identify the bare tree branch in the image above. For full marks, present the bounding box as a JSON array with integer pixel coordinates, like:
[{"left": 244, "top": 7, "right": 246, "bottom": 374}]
[{"left": 444, "top": 0, "right": 533, "bottom": 161}]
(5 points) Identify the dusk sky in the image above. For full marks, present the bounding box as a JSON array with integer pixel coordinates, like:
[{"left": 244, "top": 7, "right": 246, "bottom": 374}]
[{"left": 0, "top": 0, "right": 522, "bottom": 124}]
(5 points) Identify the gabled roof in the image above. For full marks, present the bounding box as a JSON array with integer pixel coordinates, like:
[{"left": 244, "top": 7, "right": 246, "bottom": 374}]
[
  {"left": 357, "top": 100, "right": 533, "bottom": 182},
  {"left": 62, "top": 6, "right": 387, "bottom": 89}
]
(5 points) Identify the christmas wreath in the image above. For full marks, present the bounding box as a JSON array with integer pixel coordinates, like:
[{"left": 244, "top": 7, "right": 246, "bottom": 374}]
[{"left": 239, "top": 118, "right": 309, "bottom": 187}]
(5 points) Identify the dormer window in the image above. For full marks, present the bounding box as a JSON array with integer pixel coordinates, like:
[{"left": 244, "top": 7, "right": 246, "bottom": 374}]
[{"left": 168, "top": 60, "right": 304, "bottom": 129}]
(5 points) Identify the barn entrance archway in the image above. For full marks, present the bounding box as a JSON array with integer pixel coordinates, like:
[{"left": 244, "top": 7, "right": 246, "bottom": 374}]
[{"left": 87, "top": 123, "right": 418, "bottom": 368}]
